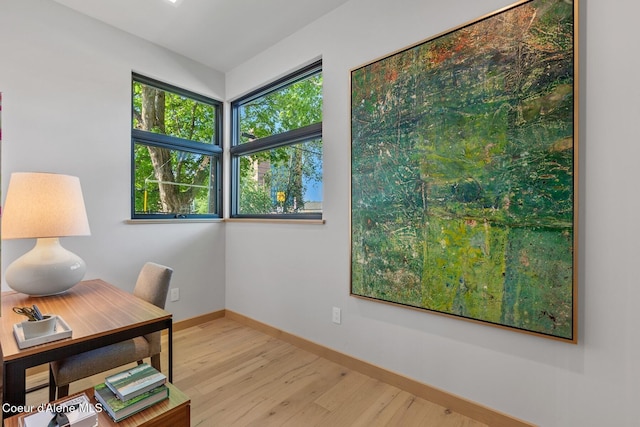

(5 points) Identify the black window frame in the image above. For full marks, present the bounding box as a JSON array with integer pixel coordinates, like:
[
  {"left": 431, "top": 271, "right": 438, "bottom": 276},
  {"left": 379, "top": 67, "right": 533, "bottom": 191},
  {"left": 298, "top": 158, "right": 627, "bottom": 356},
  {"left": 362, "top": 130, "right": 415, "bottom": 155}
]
[
  {"left": 131, "top": 73, "right": 223, "bottom": 220},
  {"left": 230, "top": 60, "right": 323, "bottom": 220}
]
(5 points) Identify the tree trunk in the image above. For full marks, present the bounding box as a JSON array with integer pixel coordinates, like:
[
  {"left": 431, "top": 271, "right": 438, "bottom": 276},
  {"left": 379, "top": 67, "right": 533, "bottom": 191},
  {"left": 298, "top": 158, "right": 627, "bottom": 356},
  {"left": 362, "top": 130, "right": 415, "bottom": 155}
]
[{"left": 141, "top": 87, "right": 183, "bottom": 213}]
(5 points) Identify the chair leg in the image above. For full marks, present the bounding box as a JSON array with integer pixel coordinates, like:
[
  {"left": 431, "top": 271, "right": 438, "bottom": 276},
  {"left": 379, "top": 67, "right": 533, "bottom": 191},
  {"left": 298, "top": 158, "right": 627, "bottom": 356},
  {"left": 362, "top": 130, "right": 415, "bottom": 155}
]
[
  {"left": 49, "top": 367, "right": 56, "bottom": 401},
  {"left": 58, "top": 384, "right": 69, "bottom": 399},
  {"left": 150, "top": 354, "right": 161, "bottom": 372},
  {"left": 49, "top": 366, "right": 69, "bottom": 400}
]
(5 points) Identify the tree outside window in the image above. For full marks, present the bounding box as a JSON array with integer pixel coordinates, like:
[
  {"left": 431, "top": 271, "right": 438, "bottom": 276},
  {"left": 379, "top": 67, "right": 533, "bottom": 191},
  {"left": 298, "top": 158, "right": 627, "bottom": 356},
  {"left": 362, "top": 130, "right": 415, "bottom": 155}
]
[
  {"left": 231, "top": 61, "right": 323, "bottom": 219},
  {"left": 131, "top": 74, "right": 222, "bottom": 219}
]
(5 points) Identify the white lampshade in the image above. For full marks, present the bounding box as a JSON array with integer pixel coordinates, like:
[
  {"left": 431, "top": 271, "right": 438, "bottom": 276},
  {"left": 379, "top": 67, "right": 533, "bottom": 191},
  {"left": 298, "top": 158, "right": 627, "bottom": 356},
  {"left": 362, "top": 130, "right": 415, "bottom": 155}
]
[
  {"left": 2, "top": 172, "right": 91, "bottom": 295},
  {"left": 2, "top": 172, "right": 91, "bottom": 239}
]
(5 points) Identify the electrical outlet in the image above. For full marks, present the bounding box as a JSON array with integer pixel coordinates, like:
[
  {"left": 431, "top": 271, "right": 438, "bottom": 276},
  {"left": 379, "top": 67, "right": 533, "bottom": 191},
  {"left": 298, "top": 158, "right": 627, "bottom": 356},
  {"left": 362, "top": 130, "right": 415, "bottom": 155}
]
[
  {"left": 332, "top": 307, "right": 341, "bottom": 324},
  {"left": 170, "top": 288, "right": 180, "bottom": 302}
]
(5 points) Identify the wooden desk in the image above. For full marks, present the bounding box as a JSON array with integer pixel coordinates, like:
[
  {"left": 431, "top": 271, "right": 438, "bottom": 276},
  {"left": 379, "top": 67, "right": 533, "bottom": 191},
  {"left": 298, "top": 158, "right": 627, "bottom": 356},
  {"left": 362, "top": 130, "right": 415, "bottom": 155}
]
[
  {"left": 0, "top": 279, "right": 173, "bottom": 418},
  {"left": 4, "top": 382, "right": 190, "bottom": 427}
]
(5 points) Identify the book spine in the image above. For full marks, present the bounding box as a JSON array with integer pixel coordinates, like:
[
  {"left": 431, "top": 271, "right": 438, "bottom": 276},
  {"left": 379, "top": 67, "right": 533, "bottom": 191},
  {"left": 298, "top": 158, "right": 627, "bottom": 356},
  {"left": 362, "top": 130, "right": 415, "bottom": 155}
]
[
  {"left": 94, "top": 383, "right": 168, "bottom": 422},
  {"left": 105, "top": 380, "right": 119, "bottom": 397}
]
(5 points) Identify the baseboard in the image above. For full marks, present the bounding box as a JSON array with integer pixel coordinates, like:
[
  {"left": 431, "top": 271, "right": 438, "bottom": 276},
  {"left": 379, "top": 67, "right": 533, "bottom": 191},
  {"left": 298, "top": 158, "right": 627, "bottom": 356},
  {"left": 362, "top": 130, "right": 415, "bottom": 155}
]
[
  {"left": 173, "top": 309, "right": 225, "bottom": 332},
  {"left": 224, "top": 310, "right": 536, "bottom": 427}
]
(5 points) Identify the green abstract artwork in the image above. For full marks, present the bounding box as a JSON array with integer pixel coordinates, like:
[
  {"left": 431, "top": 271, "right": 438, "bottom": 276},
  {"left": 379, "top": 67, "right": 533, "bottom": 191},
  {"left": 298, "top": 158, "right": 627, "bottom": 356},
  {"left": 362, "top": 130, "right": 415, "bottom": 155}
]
[{"left": 350, "top": 0, "right": 577, "bottom": 341}]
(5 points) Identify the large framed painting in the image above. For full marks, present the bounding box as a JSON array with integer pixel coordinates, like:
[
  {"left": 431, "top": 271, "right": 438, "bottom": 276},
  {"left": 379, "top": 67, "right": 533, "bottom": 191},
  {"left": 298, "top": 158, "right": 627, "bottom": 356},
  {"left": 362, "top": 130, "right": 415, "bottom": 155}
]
[{"left": 350, "top": 0, "right": 578, "bottom": 342}]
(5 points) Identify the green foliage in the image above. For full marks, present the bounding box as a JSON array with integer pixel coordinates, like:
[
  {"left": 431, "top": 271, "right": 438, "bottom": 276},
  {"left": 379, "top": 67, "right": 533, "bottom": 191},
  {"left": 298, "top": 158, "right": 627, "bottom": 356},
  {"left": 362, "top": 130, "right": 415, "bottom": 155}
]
[
  {"left": 133, "top": 83, "right": 216, "bottom": 143},
  {"left": 132, "top": 81, "right": 217, "bottom": 215},
  {"left": 239, "top": 169, "right": 273, "bottom": 214},
  {"left": 239, "top": 75, "right": 322, "bottom": 142},
  {"left": 237, "top": 74, "right": 323, "bottom": 214},
  {"left": 134, "top": 144, "right": 214, "bottom": 214}
]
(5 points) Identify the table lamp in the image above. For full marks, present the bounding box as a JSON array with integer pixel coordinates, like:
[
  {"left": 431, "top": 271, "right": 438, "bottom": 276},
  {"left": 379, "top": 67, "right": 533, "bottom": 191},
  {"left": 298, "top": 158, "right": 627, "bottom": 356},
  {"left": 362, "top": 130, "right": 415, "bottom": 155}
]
[{"left": 2, "top": 172, "right": 91, "bottom": 296}]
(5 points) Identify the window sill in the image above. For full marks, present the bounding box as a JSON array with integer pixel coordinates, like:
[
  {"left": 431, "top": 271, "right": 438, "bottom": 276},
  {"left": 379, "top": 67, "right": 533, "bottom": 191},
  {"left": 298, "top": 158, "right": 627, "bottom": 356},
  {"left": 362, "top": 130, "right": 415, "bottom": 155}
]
[
  {"left": 124, "top": 218, "right": 224, "bottom": 224},
  {"left": 225, "top": 218, "right": 325, "bottom": 225},
  {"left": 125, "top": 218, "right": 325, "bottom": 225}
]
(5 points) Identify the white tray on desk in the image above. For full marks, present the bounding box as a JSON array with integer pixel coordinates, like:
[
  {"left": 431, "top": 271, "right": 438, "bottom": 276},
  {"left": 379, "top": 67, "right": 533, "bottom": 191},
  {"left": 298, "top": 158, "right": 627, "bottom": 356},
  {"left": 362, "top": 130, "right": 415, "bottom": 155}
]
[{"left": 13, "top": 315, "right": 73, "bottom": 349}]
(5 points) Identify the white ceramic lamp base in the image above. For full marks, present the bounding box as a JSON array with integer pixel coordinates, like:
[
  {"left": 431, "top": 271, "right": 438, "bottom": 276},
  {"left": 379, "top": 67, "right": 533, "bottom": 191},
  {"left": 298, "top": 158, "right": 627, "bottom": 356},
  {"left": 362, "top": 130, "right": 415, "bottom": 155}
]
[{"left": 5, "top": 237, "right": 87, "bottom": 296}]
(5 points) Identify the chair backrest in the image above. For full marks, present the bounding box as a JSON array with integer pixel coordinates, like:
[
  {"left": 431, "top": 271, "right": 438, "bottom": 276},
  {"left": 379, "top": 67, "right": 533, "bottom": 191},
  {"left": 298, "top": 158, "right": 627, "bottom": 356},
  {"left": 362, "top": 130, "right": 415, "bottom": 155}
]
[{"left": 133, "top": 262, "right": 173, "bottom": 309}]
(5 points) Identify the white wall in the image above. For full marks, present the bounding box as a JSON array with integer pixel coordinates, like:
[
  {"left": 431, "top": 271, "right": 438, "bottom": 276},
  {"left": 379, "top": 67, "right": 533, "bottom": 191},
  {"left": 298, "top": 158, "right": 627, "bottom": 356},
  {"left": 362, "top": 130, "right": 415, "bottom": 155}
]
[
  {"left": 225, "top": 0, "right": 640, "bottom": 426},
  {"left": 0, "top": 0, "right": 226, "bottom": 321},
  {"left": 3, "top": 0, "right": 639, "bottom": 425}
]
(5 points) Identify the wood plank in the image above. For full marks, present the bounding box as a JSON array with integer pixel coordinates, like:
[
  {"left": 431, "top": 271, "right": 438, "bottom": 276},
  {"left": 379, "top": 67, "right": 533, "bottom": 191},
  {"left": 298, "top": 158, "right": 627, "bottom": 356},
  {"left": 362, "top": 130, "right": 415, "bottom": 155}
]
[
  {"left": 23, "top": 316, "right": 528, "bottom": 427},
  {"left": 227, "top": 310, "right": 534, "bottom": 427}
]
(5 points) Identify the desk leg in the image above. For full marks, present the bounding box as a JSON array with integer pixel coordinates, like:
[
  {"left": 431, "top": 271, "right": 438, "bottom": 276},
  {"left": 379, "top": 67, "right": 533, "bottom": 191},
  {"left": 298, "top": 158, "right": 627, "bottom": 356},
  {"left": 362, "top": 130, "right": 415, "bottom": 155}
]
[
  {"left": 168, "top": 321, "right": 173, "bottom": 382},
  {"left": 2, "top": 363, "right": 26, "bottom": 418}
]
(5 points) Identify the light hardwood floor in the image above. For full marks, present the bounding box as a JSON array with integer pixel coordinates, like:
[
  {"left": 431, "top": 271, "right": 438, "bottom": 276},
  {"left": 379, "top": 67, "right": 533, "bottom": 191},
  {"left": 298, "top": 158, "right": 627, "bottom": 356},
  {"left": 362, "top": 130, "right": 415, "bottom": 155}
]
[{"left": 25, "top": 318, "right": 487, "bottom": 427}]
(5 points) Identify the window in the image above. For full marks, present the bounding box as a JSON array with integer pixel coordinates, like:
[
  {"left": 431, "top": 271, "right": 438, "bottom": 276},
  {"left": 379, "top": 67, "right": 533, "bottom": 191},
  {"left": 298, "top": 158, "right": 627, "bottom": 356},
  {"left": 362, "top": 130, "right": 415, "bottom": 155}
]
[
  {"left": 231, "top": 61, "right": 323, "bottom": 219},
  {"left": 131, "top": 73, "right": 222, "bottom": 219}
]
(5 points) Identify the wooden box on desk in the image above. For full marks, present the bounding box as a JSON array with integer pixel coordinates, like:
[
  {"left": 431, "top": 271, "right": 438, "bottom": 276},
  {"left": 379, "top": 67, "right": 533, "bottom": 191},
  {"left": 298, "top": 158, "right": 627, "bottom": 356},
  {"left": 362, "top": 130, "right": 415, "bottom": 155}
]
[{"left": 4, "top": 382, "right": 190, "bottom": 427}]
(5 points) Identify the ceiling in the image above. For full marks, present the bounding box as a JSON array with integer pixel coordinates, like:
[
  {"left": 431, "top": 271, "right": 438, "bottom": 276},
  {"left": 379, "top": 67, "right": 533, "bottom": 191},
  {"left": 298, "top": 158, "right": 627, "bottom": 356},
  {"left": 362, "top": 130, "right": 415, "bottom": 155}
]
[{"left": 51, "top": 0, "right": 351, "bottom": 72}]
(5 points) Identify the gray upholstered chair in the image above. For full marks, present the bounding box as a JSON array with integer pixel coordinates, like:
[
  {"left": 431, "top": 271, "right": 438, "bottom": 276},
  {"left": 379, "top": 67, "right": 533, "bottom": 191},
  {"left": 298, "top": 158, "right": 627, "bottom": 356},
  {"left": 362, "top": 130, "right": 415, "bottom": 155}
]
[{"left": 49, "top": 262, "right": 173, "bottom": 400}]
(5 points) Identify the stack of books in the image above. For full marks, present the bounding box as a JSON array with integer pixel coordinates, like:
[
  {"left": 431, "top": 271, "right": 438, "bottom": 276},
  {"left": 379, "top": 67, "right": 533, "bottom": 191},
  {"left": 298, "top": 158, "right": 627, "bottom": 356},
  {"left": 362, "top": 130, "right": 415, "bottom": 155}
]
[{"left": 93, "top": 363, "right": 168, "bottom": 422}]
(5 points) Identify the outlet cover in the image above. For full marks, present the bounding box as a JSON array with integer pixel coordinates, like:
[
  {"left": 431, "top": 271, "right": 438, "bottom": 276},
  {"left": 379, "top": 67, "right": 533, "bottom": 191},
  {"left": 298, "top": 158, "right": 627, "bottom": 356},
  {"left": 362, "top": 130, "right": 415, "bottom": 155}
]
[
  {"left": 170, "top": 288, "right": 180, "bottom": 302},
  {"left": 332, "top": 307, "right": 341, "bottom": 324}
]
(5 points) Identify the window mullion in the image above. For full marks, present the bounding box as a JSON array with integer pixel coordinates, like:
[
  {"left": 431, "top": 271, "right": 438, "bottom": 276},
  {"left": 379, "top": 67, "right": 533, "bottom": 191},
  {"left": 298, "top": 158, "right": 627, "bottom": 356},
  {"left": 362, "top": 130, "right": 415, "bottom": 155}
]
[
  {"left": 132, "top": 129, "right": 222, "bottom": 155},
  {"left": 230, "top": 123, "right": 321, "bottom": 156}
]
